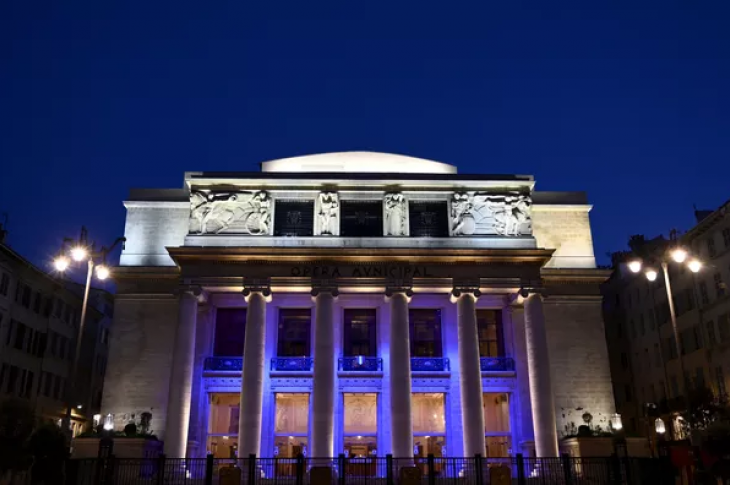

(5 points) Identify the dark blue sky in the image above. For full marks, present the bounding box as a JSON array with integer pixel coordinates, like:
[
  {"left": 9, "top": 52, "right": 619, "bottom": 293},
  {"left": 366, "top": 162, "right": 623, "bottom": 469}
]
[{"left": 2, "top": 1, "right": 729, "bottom": 270}]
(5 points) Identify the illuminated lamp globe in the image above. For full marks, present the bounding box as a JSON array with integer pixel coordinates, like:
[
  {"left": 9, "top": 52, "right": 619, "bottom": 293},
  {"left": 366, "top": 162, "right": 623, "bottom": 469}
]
[
  {"left": 627, "top": 260, "right": 642, "bottom": 273},
  {"left": 655, "top": 418, "right": 666, "bottom": 434},
  {"left": 70, "top": 246, "right": 88, "bottom": 262},
  {"left": 95, "top": 265, "right": 110, "bottom": 280},
  {"left": 688, "top": 259, "right": 702, "bottom": 273},
  {"left": 645, "top": 269, "right": 658, "bottom": 282},
  {"left": 671, "top": 248, "right": 688, "bottom": 263},
  {"left": 54, "top": 256, "right": 70, "bottom": 272}
]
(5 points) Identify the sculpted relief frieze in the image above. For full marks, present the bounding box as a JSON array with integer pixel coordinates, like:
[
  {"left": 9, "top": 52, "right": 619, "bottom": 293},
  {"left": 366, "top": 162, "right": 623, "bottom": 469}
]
[
  {"left": 190, "top": 190, "right": 271, "bottom": 235},
  {"left": 451, "top": 192, "right": 532, "bottom": 237}
]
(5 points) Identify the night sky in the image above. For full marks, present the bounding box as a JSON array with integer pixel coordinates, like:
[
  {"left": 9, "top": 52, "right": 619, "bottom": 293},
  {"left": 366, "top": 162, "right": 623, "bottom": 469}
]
[{"left": 2, "top": 1, "right": 729, "bottom": 274}]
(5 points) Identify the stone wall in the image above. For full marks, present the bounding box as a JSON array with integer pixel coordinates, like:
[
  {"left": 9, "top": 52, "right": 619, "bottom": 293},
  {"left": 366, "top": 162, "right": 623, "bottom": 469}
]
[
  {"left": 542, "top": 298, "right": 616, "bottom": 437},
  {"left": 101, "top": 295, "right": 179, "bottom": 437},
  {"left": 119, "top": 203, "right": 189, "bottom": 267},
  {"left": 532, "top": 207, "right": 596, "bottom": 269}
]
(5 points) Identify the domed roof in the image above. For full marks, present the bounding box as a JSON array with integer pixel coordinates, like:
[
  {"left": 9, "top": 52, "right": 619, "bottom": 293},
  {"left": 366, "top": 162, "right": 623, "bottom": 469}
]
[{"left": 261, "top": 151, "right": 457, "bottom": 174}]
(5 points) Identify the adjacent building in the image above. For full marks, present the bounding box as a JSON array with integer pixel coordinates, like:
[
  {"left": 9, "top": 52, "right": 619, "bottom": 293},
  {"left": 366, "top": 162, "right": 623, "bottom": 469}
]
[
  {"left": 102, "top": 151, "right": 615, "bottom": 460},
  {"left": 602, "top": 200, "right": 730, "bottom": 437},
  {"left": 0, "top": 229, "right": 112, "bottom": 434}
]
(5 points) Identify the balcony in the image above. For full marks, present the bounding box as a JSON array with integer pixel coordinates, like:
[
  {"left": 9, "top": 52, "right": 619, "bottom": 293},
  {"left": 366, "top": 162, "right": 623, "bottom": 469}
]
[
  {"left": 480, "top": 357, "right": 515, "bottom": 372},
  {"left": 411, "top": 357, "right": 450, "bottom": 372},
  {"left": 339, "top": 356, "right": 383, "bottom": 372},
  {"left": 271, "top": 357, "right": 313, "bottom": 372},
  {"left": 204, "top": 357, "right": 242, "bottom": 372}
]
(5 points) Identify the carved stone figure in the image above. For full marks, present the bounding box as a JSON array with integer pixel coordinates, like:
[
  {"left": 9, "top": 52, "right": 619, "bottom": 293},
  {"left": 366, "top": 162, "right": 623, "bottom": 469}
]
[
  {"left": 189, "top": 190, "right": 271, "bottom": 235},
  {"left": 384, "top": 193, "right": 407, "bottom": 236},
  {"left": 315, "top": 192, "right": 339, "bottom": 236},
  {"left": 451, "top": 193, "right": 476, "bottom": 235},
  {"left": 451, "top": 192, "right": 532, "bottom": 236}
]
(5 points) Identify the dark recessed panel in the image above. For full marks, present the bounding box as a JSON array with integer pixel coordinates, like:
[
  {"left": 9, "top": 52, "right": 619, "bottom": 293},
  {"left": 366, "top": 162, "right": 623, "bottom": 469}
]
[
  {"left": 408, "top": 201, "right": 449, "bottom": 237},
  {"left": 274, "top": 200, "right": 314, "bottom": 237},
  {"left": 340, "top": 200, "right": 383, "bottom": 237}
]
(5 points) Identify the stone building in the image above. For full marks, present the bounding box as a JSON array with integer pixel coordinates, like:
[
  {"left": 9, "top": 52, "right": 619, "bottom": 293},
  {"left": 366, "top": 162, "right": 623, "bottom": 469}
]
[
  {"left": 0, "top": 231, "right": 112, "bottom": 434},
  {"left": 602, "top": 199, "right": 730, "bottom": 437},
  {"left": 102, "top": 152, "right": 615, "bottom": 459}
]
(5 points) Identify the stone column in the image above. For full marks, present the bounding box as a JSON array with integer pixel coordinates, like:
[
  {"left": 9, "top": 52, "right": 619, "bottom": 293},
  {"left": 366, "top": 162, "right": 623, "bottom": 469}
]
[
  {"left": 238, "top": 287, "right": 270, "bottom": 458},
  {"left": 163, "top": 289, "right": 199, "bottom": 458},
  {"left": 453, "top": 289, "right": 486, "bottom": 458},
  {"left": 388, "top": 289, "right": 414, "bottom": 458},
  {"left": 523, "top": 292, "right": 559, "bottom": 457},
  {"left": 311, "top": 288, "right": 337, "bottom": 458}
]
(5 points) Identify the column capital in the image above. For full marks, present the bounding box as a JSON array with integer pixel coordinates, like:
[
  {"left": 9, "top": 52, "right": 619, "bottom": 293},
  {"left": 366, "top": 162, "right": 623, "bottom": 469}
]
[
  {"left": 385, "top": 279, "right": 413, "bottom": 302},
  {"left": 450, "top": 278, "right": 481, "bottom": 303},
  {"left": 242, "top": 278, "right": 272, "bottom": 302},
  {"left": 311, "top": 278, "right": 339, "bottom": 298},
  {"left": 175, "top": 284, "right": 203, "bottom": 298}
]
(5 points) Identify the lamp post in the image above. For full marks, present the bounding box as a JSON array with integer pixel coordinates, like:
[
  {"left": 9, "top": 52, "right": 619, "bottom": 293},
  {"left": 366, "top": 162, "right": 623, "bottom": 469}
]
[
  {"left": 627, "top": 245, "right": 702, "bottom": 411},
  {"left": 53, "top": 227, "right": 125, "bottom": 438}
]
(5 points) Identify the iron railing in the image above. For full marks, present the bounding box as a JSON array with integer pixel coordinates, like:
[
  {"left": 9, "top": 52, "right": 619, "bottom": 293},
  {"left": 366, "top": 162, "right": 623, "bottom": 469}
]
[
  {"left": 480, "top": 356, "right": 515, "bottom": 371},
  {"left": 411, "top": 357, "right": 450, "bottom": 371},
  {"left": 339, "top": 356, "right": 383, "bottom": 371},
  {"left": 203, "top": 356, "right": 242, "bottom": 371},
  {"left": 271, "top": 357, "right": 314, "bottom": 371},
  {"left": 62, "top": 454, "right": 678, "bottom": 485}
]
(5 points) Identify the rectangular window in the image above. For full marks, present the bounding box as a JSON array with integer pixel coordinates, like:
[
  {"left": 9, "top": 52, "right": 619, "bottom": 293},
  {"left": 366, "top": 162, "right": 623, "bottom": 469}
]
[
  {"left": 273, "top": 200, "right": 314, "bottom": 237},
  {"left": 412, "top": 392, "right": 446, "bottom": 461},
  {"left": 621, "top": 352, "right": 628, "bottom": 369},
  {"left": 0, "top": 364, "right": 7, "bottom": 393},
  {"left": 719, "top": 314, "right": 730, "bottom": 342},
  {"left": 708, "top": 237, "right": 717, "bottom": 258},
  {"left": 671, "top": 376, "right": 679, "bottom": 397},
  {"left": 484, "top": 392, "right": 511, "bottom": 457},
  {"left": 7, "top": 366, "right": 19, "bottom": 394},
  {"left": 630, "top": 319, "right": 636, "bottom": 338},
  {"left": 54, "top": 299, "right": 63, "bottom": 318},
  {"left": 21, "top": 286, "right": 31, "bottom": 308},
  {"left": 409, "top": 309, "right": 442, "bottom": 357},
  {"left": 63, "top": 307, "right": 71, "bottom": 324},
  {"left": 717, "top": 367, "right": 726, "bottom": 397},
  {"left": 43, "top": 297, "right": 53, "bottom": 317},
  {"left": 343, "top": 393, "right": 378, "bottom": 460},
  {"left": 343, "top": 309, "right": 377, "bottom": 357},
  {"left": 639, "top": 315, "right": 645, "bottom": 336},
  {"left": 213, "top": 308, "right": 246, "bottom": 356},
  {"left": 476, "top": 309, "right": 504, "bottom": 357},
  {"left": 0, "top": 273, "right": 9, "bottom": 296},
  {"left": 43, "top": 373, "right": 52, "bottom": 397},
  {"left": 624, "top": 384, "right": 632, "bottom": 402},
  {"left": 654, "top": 343, "right": 662, "bottom": 367},
  {"left": 707, "top": 320, "right": 717, "bottom": 346},
  {"left": 52, "top": 376, "right": 61, "bottom": 400},
  {"left": 24, "top": 371, "right": 34, "bottom": 398},
  {"left": 647, "top": 311, "right": 655, "bottom": 331},
  {"left": 277, "top": 309, "right": 311, "bottom": 357},
  {"left": 714, "top": 273, "right": 726, "bottom": 298},
  {"left": 274, "top": 393, "right": 309, "bottom": 458},
  {"left": 644, "top": 348, "right": 651, "bottom": 368},
  {"left": 33, "top": 293, "right": 41, "bottom": 314},
  {"left": 343, "top": 393, "right": 377, "bottom": 435},
  {"left": 696, "top": 368, "right": 705, "bottom": 390},
  {"left": 699, "top": 282, "right": 710, "bottom": 306},
  {"left": 723, "top": 228, "right": 730, "bottom": 248},
  {"left": 208, "top": 393, "right": 240, "bottom": 438},
  {"left": 13, "top": 322, "right": 26, "bottom": 350},
  {"left": 340, "top": 200, "right": 383, "bottom": 237},
  {"left": 408, "top": 201, "right": 449, "bottom": 237},
  {"left": 5, "top": 319, "right": 13, "bottom": 346}
]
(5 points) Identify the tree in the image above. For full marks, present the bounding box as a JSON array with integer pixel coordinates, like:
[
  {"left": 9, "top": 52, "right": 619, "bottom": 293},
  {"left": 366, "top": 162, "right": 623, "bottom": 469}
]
[
  {"left": 0, "top": 399, "right": 36, "bottom": 482},
  {"left": 682, "top": 387, "right": 729, "bottom": 432}
]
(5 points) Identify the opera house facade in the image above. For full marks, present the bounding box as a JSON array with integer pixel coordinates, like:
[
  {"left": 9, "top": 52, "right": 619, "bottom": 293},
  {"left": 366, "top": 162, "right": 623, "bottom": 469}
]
[{"left": 102, "top": 152, "right": 615, "bottom": 460}]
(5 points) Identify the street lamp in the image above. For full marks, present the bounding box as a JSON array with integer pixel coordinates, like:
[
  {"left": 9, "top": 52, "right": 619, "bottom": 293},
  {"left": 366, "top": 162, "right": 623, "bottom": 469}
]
[
  {"left": 53, "top": 227, "right": 125, "bottom": 437},
  {"left": 626, "top": 243, "right": 702, "bottom": 408}
]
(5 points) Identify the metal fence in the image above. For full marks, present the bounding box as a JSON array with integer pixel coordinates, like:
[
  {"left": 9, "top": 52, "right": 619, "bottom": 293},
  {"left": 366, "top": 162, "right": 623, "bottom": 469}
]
[{"left": 59, "top": 454, "right": 676, "bottom": 485}]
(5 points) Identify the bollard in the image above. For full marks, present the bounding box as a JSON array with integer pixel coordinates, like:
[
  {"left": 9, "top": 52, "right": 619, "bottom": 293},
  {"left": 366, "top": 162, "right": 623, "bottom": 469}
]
[{"left": 248, "top": 454, "right": 257, "bottom": 485}]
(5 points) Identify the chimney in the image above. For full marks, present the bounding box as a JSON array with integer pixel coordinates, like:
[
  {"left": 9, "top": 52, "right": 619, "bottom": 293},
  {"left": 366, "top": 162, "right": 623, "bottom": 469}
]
[{"left": 0, "top": 222, "right": 6, "bottom": 245}]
